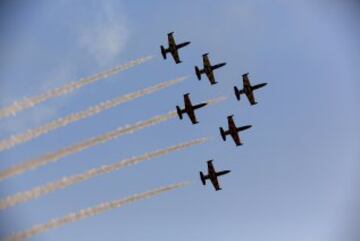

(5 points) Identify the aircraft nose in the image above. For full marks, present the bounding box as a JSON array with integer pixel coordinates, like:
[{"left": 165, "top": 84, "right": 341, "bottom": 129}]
[{"left": 244, "top": 125, "right": 252, "bottom": 130}]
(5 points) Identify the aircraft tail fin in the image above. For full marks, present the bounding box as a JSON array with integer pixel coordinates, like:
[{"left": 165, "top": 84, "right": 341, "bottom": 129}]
[
  {"left": 176, "top": 106, "right": 183, "bottom": 119},
  {"left": 160, "top": 45, "right": 167, "bottom": 59},
  {"left": 219, "top": 127, "right": 226, "bottom": 141},
  {"left": 195, "top": 66, "right": 202, "bottom": 80},
  {"left": 200, "top": 172, "right": 206, "bottom": 185},
  {"left": 234, "top": 86, "right": 242, "bottom": 101}
]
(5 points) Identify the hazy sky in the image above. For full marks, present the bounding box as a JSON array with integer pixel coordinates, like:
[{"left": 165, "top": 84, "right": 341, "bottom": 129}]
[{"left": 0, "top": 1, "right": 359, "bottom": 241}]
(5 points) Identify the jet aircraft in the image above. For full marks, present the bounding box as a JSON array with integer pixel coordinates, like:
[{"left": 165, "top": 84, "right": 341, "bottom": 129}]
[
  {"left": 176, "top": 93, "right": 207, "bottom": 124},
  {"left": 160, "top": 32, "right": 190, "bottom": 64},
  {"left": 195, "top": 53, "right": 226, "bottom": 85},
  {"left": 234, "top": 73, "right": 267, "bottom": 105},
  {"left": 200, "top": 160, "right": 231, "bottom": 191},
  {"left": 219, "top": 115, "right": 252, "bottom": 146}
]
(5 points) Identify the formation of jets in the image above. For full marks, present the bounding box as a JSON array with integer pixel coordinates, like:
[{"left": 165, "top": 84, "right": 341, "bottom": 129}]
[{"left": 161, "top": 32, "right": 268, "bottom": 191}]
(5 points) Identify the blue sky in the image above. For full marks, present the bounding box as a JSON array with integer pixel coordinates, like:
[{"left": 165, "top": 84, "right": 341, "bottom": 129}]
[{"left": 0, "top": 0, "right": 359, "bottom": 240}]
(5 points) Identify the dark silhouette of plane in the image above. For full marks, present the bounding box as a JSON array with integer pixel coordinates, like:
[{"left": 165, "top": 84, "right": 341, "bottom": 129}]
[
  {"left": 200, "top": 160, "right": 231, "bottom": 191},
  {"left": 234, "top": 72, "right": 267, "bottom": 105},
  {"left": 160, "top": 32, "right": 190, "bottom": 64},
  {"left": 176, "top": 93, "right": 207, "bottom": 124},
  {"left": 219, "top": 115, "right": 252, "bottom": 146},
  {"left": 195, "top": 53, "right": 226, "bottom": 85}
]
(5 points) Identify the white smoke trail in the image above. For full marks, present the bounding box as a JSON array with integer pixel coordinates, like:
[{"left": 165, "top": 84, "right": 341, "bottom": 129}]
[
  {"left": 0, "top": 138, "right": 207, "bottom": 209},
  {"left": 0, "top": 56, "right": 154, "bottom": 119},
  {"left": 0, "top": 96, "right": 225, "bottom": 181},
  {"left": 3, "top": 182, "right": 189, "bottom": 241},
  {"left": 0, "top": 111, "right": 177, "bottom": 181},
  {"left": 0, "top": 76, "right": 186, "bottom": 151}
]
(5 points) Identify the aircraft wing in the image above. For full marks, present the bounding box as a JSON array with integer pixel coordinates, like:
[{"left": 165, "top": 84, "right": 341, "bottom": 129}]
[
  {"left": 184, "top": 94, "right": 192, "bottom": 109},
  {"left": 207, "top": 160, "right": 216, "bottom": 174},
  {"left": 170, "top": 50, "right": 180, "bottom": 63},
  {"left": 227, "top": 116, "right": 236, "bottom": 129},
  {"left": 231, "top": 132, "right": 241, "bottom": 146},
  {"left": 243, "top": 74, "right": 255, "bottom": 104},
  {"left": 227, "top": 116, "right": 241, "bottom": 145},
  {"left": 167, "top": 33, "right": 176, "bottom": 47},
  {"left": 203, "top": 54, "right": 211, "bottom": 68},
  {"left": 187, "top": 109, "right": 198, "bottom": 124},
  {"left": 207, "top": 161, "right": 221, "bottom": 190},
  {"left": 184, "top": 95, "right": 197, "bottom": 124},
  {"left": 206, "top": 70, "right": 216, "bottom": 85},
  {"left": 246, "top": 91, "right": 256, "bottom": 105},
  {"left": 243, "top": 73, "right": 251, "bottom": 88},
  {"left": 210, "top": 176, "right": 221, "bottom": 191}
]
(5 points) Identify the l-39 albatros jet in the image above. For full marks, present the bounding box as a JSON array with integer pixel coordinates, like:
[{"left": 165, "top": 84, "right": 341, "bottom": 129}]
[
  {"left": 234, "top": 72, "right": 267, "bottom": 105},
  {"left": 220, "top": 115, "right": 252, "bottom": 146},
  {"left": 160, "top": 32, "right": 190, "bottom": 64},
  {"left": 195, "top": 53, "right": 226, "bottom": 85},
  {"left": 176, "top": 93, "right": 207, "bottom": 124},
  {"left": 200, "top": 160, "right": 231, "bottom": 191}
]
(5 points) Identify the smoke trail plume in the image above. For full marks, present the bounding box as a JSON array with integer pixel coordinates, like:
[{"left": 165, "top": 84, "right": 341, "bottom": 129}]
[
  {"left": 0, "top": 96, "right": 225, "bottom": 181},
  {"left": 0, "top": 56, "right": 154, "bottom": 119},
  {"left": 0, "top": 76, "right": 186, "bottom": 151},
  {"left": 3, "top": 182, "right": 189, "bottom": 241},
  {"left": 0, "top": 111, "right": 177, "bottom": 181},
  {"left": 0, "top": 138, "right": 206, "bottom": 209}
]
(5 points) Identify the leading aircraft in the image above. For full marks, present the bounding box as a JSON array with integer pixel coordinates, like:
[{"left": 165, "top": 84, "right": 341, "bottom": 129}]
[
  {"left": 234, "top": 72, "right": 267, "bottom": 105},
  {"left": 219, "top": 115, "right": 252, "bottom": 146},
  {"left": 200, "top": 160, "right": 231, "bottom": 191},
  {"left": 176, "top": 93, "right": 207, "bottom": 124},
  {"left": 160, "top": 32, "right": 190, "bottom": 64},
  {"left": 195, "top": 53, "right": 226, "bottom": 85}
]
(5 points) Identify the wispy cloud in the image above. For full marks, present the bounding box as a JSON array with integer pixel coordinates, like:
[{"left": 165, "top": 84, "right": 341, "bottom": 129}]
[{"left": 77, "top": 2, "right": 129, "bottom": 65}]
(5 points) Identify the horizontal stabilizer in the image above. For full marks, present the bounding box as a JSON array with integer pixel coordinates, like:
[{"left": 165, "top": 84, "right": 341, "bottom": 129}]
[
  {"left": 219, "top": 127, "right": 226, "bottom": 141},
  {"left": 160, "top": 45, "right": 167, "bottom": 59},
  {"left": 176, "top": 106, "right": 183, "bottom": 119},
  {"left": 195, "top": 66, "right": 202, "bottom": 80},
  {"left": 200, "top": 171, "right": 206, "bottom": 185},
  {"left": 234, "top": 86, "right": 241, "bottom": 101}
]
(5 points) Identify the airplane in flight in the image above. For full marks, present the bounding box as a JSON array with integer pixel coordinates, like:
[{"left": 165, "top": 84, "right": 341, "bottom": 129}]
[
  {"left": 200, "top": 160, "right": 231, "bottom": 191},
  {"left": 195, "top": 53, "right": 226, "bottom": 85},
  {"left": 160, "top": 32, "right": 190, "bottom": 64},
  {"left": 219, "top": 115, "right": 252, "bottom": 146},
  {"left": 176, "top": 93, "right": 207, "bottom": 124},
  {"left": 234, "top": 72, "right": 267, "bottom": 105}
]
